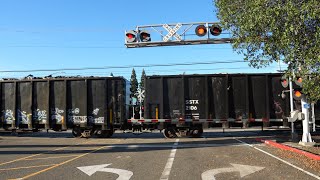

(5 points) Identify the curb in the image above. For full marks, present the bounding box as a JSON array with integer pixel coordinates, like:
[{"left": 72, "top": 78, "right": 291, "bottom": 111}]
[{"left": 256, "top": 138, "right": 320, "bottom": 161}]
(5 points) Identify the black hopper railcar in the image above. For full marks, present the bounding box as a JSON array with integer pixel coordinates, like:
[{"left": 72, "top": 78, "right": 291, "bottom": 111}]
[
  {"left": 1, "top": 73, "right": 319, "bottom": 138},
  {"left": 130, "top": 73, "right": 319, "bottom": 138},
  {"left": 0, "top": 76, "right": 127, "bottom": 138}
]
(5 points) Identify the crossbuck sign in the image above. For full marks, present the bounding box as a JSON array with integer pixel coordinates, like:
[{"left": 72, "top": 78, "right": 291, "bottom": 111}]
[{"left": 162, "top": 23, "right": 182, "bottom": 42}]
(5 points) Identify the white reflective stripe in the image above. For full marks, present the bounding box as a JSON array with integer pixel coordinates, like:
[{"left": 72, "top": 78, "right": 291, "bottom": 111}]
[{"left": 269, "top": 119, "right": 283, "bottom": 122}]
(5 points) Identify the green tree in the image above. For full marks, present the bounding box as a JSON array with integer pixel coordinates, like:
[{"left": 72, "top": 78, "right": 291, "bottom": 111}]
[
  {"left": 214, "top": 0, "right": 320, "bottom": 102},
  {"left": 110, "top": 72, "right": 114, "bottom": 76},
  {"left": 139, "top": 69, "right": 146, "bottom": 91},
  {"left": 130, "top": 68, "right": 138, "bottom": 98}
]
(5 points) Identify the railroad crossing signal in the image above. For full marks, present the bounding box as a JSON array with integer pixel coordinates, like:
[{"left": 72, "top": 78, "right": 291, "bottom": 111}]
[
  {"left": 195, "top": 25, "right": 207, "bottom": 37},
  {"left": 194, "top": 24, "right": 222, "bottom": 37},
  {"left": 280, "top": 75, "right": 289, "bottom": 99},
  {"left": 280, "top": 75, "right": 304, "bottom": 100},
  {"left": 139, "top": 30, "right": 151, "bottom": 42},
  {"left": 124, "top": 22, "right": 232, "bottom": 48},
  {"left": 125, "top": 30, "right": 137, "bottom": 43},
  {"left": 280, "top": 75, "right": 289, "bottom": 88},
  {"left": 293, "top": 76, "right": 303, "bottom": 101},
  {"left": 210, "top": 24, "right": 222, "bottom": 36}
]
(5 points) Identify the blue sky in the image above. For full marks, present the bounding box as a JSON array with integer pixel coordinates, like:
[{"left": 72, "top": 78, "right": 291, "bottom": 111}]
[{"left": 0, "top": 0, "right": 284, "bottom": 80}]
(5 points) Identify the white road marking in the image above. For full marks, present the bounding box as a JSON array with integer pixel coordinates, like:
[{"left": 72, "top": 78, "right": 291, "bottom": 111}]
[
  {"left": 234, "top": 138, "right": 320, "bottom": 180},
  {"left": 201, "top": 163, "right": 265, "bottom": 180},
  {"left": 102, "top": 144, "right": 244, "bottom": 148},
  {"left": 77, "top": 163, "right": 133, "bottom": 180},
  {"left": 160, "top": 139, "right": 179, "bottom": 180}
]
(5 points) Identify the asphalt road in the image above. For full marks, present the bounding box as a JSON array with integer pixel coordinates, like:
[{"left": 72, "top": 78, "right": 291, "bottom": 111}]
[{"left": 0, "top": 129, "right": 319, "bottom": 180}]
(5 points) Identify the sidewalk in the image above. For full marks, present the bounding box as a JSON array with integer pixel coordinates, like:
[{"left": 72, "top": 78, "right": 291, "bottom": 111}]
[
  {"left": 269, "top": 131, "right": 320, "bottom": 156},
  {"left": 256, "top": 130, "right": 320, "bottom": 172}
]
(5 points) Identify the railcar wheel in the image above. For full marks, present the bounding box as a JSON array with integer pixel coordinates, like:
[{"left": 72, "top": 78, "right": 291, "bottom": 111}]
[
  {"left": 191, "top": 127, "right": 203, "bottom": 138},
  {"left": 72, "top": 127, "right": 82, "bottom": 138},
  {"left": 163, "top": 128, "right": 176, "bottom": 138},
  {"left": 95, "top": 129, "right": 113, "bottom": 138},
  {"left": 103, "top": 130, "right": 113, "bottom": 138}
]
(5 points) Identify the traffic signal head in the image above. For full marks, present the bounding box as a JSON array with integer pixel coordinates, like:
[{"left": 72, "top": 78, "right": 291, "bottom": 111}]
[
  {"left": 139, "top": 30, "right": 151, "bottom": 42},
  {"left": 280, "top": 76, "right": 289, "bottom": 88},
  {"left": 293, "top": 76, "right": 303, "bottom": 100},
  {"left": 195, "top": 25, "right": 207, "bottom": 37},
  {"left": 210, "top": 25, "right": 222, "bottom": 36},
  {"left": 125, "top": 30, "right": 137, "bottom": 43}
]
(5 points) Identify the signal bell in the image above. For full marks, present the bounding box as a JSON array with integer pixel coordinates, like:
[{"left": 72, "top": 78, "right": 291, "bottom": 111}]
[
  {"left": 195, "top": 25, "right": 207, "bottom": 37},
  {"left": 125, "top": 30, "right": 137, "bottom": 43},
  {"left": 210, "top": 25, "right": 222, "bottom": 36}
]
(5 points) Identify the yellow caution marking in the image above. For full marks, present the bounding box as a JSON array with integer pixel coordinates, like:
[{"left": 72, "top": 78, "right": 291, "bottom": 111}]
[
  {"left": 18, "top": 145, "right": 108, "bottom": 180},
  {"left": 0, "top": 164, "right": 57, "bottom": 171},
  {"left": 0, "top": 140, "right": 93, "bottom": 166},
  {"left": 24, "top": 155, "right": 79, "bottom": 161},
  {"left": 156, "top": 107, "right": 159, "bottom": 119},
  {"left": 0, "top": 146, "right": 70, "bottom": 166}
]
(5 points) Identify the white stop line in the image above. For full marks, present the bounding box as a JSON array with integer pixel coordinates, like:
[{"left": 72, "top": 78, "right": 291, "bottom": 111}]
[{"left": 160, "top": 139, "right": 179, "bottom": 180}]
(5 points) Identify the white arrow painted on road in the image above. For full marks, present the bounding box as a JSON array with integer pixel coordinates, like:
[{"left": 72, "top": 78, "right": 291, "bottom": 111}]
[
  {"left": 77, "top": 164, "right": 133, "bottom": 180},
  {"left": 202, "top": 163, "right": 265, "bottom": 180}
]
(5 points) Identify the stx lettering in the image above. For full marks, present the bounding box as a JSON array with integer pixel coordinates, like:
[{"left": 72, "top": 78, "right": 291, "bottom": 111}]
[{"left": 185, "top": 100, "right": 199, "bottom": 105}]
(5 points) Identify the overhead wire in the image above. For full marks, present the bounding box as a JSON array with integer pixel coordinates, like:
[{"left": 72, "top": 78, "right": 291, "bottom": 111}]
[
  {"left": 0, "top": 65, "right": 286, "bottom": 79},
  {"left": 0, "top": 60, "right": 257, "bottom": 73},
  {"left": 0, "top": 45, "right": 234, "bottom": 49}
]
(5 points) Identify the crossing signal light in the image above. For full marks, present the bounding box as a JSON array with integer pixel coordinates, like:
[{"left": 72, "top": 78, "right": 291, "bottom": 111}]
[
  {"left": 295, "top": 77, "right": 303, "bottom": 87},
  {"left": 195, "top": 25, "right": 207, "bottom": 37},
  {"left": 293, "top": 77, "right": 303, "bottom": 101},
  {"left": 293, "top": 90, "right": 303, "bottom": 100},
  {"left": 125, "top": 30, "right": 137, "bottom": 43},
  {"left": 280, "top": 76, "right": 289, "bottom": 88},
  {"left": 139, "top": 30, "right": 151, "bottom": 42},
  {"left": 210, "top": 25, "right": 222, "bottom": 36}
]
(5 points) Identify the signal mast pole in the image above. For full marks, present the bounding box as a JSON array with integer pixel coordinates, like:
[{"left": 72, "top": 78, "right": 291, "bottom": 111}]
[{"left": 289, "top": 77, "right": 295, "bottom": 139}]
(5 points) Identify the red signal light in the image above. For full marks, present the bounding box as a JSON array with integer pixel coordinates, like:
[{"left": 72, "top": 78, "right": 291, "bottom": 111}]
[
  {"left": 139, "top": 30, "right": 151, "bottom": 42},
  {"left": 294, "top": 91, "right": 302, "bottom": 97},
  {"left": 297, "top": 77, "right": 302, "bottom": 83},
  {"left": 282, "top": 79, "right": 287, "bottom": 86},
  {"left": 125, "top": 30, "right": 137, "bottom": 43},
  {"left": 210, "top": 25, "right": 222, "bottom": 36},
  {"left": 293, "top": 90, "right": 303, "bottom": 100},
  {"left": 127, "top": 34, "right": 134, "bottom": 39},
  {"left": 295, "top": 77, "right": 303, "bottom": 87},
  {"left": 195, "top": 25, "right": 207, "bottom": 37},
  {"left": 280, "top": 76, "right": 288, "bottom": 88}
]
